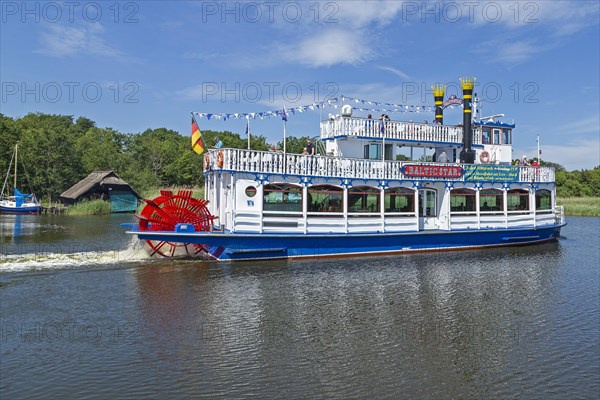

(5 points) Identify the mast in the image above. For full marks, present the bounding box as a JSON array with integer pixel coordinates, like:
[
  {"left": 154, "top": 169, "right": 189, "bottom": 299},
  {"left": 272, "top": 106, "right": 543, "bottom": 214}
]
[{"left": 14, "top": 144, "right": 18, "bottom": 190}]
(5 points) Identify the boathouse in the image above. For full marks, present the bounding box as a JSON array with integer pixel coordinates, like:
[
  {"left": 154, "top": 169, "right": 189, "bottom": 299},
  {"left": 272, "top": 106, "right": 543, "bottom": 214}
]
[{"left": 60, "top": 171, "right": 141, "bottom": 212}]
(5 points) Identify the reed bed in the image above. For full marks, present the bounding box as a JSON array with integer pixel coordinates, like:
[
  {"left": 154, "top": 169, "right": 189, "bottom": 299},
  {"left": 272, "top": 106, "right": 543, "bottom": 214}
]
[
  {"left": 557, "top": 197, "right": 600, "bottom": 217},
  {"left": 66, "top": 199, "right": 112, "bottom": 215}
]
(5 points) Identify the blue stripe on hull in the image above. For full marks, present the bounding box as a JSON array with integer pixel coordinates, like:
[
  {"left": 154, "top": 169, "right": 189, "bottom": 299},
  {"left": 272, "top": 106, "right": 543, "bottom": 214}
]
[
  {"left": 132, "top": 224, "right": 564, "bottom": 261},
  {"left": 0, "top": 205, "right": 42, "bottom": 214}
]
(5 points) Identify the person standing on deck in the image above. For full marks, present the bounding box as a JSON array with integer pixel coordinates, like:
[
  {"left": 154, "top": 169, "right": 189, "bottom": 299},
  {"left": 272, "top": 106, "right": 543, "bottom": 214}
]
[
  {"left": 212, "top": 136, "right": 224, "bottom": 148},
  {"left": 306, "top": 139, "right": 315, "bottom": 156}
]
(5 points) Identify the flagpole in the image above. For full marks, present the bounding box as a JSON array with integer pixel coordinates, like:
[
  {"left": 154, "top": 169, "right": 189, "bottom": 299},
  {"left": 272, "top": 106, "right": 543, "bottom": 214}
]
[
  {"left": 247, "top": 117, "right": 251, "bottom": 150},
  {"left": 283, "top": 107, "right": 287, "bottom": 155},
  {"left": 537, "top": 133, "right": 541, "bottom": 163}
]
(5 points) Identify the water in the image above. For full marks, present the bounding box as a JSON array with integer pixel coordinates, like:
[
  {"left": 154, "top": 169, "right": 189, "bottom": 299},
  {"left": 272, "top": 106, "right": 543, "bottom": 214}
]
[{"left": 1, "top": 214, "right": 599, "bottom": 399}]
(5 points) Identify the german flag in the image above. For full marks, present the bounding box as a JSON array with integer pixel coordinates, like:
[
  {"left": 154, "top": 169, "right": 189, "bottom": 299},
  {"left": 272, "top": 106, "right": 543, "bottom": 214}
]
[{"left": 191, "top": 116, "right": 205, "bottom": 154}]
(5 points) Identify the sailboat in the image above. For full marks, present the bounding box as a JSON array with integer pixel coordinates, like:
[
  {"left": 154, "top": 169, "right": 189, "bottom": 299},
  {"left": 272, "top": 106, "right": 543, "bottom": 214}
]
[{"left": 0, "top": 144, "right": 42, "bottom": 214}]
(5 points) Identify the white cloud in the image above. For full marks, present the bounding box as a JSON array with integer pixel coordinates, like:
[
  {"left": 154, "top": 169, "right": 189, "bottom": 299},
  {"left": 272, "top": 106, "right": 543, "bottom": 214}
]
[
  {"left": 36, "top": 24, "right": 123, "bottom": 58},
  {"left": 282, "top": 29, "right": 374, "bottom": 67}
]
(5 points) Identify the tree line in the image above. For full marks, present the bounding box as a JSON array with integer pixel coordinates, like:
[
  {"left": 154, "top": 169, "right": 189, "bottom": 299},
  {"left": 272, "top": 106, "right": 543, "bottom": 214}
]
[
  {"left": 0, "top": 113, "right": 598, "bottom": 201},
  {"left": 0, "top": 113, "right": 313, "bottom": 200}
]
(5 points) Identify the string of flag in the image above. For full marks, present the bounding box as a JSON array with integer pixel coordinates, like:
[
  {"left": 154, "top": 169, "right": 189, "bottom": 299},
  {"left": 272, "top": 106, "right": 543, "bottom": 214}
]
[{"left": 192, "top": 95, "right": 467, "bottom": 121}]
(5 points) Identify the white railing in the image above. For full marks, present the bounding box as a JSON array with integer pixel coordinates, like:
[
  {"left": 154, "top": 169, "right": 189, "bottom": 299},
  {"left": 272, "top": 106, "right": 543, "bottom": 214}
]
[
  {"left": 320, "top": 116, "right": 481, "bottom": 145},
  {"left": 207, "top": 148, "right": 555, "bottom": 183}
]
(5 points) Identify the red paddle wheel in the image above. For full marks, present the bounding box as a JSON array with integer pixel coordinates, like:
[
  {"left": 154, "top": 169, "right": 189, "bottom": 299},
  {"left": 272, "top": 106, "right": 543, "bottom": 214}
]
[{"left": 136, "top": 189, "right": 216, "bottom": 257}]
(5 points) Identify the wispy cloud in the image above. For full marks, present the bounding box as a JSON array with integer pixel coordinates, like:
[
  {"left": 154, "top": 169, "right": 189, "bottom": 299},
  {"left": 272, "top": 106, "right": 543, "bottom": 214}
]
[
  {"left": 557, "top": 114, "right": 600, "bottom": 135},
  {"left": 36, "top": 24, "right": 124, "bottom": 59},
  {"left": 183, "top": 52, "right": 220, "bottom": 61},
  {"left": 376, "top": 65, "right": 410, "bottom": 80},
  {"left": 334, "top": 0, "right": 407, "bottom": 28},
  {"left": 474, "top": 39, "right": 544, "bottom": 65},
  {"left": 281, "top": 29, "right": 374, "bottom": 68},
  {"left": 521, "top": 139, "right": 600, "bottom": 170}
]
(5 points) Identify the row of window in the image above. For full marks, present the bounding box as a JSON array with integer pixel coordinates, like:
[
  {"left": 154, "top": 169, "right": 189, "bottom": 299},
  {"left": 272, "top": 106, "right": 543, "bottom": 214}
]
[
  {"left": 481, "top": 127, "right": 512, "bottom": 145},
  {"left": 259, "top": 184, "right": 552, "bottom": 213}
]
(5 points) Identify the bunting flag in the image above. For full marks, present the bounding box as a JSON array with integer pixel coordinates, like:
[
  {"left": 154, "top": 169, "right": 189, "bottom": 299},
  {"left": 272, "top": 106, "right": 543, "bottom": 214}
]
[
  {"left": 190, "top": 95, "right": 466, "bottom": 121},
  {"left": 191, "top": 116, "right": 205, "bottom": 154}
]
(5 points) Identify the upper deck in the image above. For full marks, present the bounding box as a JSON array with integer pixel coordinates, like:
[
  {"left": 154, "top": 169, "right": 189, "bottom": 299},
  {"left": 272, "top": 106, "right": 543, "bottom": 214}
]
[
  {"left": 320, "top": 116, "right": 482, "bottom": 146},
  {"left": 206, "top": 148, "right": 555, "bottom": 184}
]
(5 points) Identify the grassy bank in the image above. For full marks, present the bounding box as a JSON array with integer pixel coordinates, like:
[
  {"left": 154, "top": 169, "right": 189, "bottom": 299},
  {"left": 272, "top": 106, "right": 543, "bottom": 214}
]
[
  {"left": 557, "top": 197, "right": 600, "bottom": 217},
  {"left": 66, "top": 199, "right": 112, "bottom": 215}
]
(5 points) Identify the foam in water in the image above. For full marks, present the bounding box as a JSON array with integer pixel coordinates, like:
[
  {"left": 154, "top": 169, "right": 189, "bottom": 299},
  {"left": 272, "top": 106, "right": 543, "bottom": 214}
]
[{"left": 0, "top": 237, "right": 152, "bottom": 272}]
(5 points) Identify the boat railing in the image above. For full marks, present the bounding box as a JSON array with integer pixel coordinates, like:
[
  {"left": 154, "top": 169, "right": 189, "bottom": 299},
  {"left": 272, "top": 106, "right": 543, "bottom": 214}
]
[
  {"left": 319, "top": 116, "right": 480, "bottom": 145},
  {"left": 555, "top": 205, "right": 565, "bottom": 225},
  {"left": 208, "top": 148, "right": 555, "bottom": 183}
]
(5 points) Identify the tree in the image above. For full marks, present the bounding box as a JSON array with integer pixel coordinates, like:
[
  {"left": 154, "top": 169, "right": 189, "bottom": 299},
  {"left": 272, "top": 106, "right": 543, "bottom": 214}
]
[
  {"left": 76, "top": 127, "right": 126, "bottom": 173},
  {"left": 0, "top": 114, "right": 20, "bottom": 183}
]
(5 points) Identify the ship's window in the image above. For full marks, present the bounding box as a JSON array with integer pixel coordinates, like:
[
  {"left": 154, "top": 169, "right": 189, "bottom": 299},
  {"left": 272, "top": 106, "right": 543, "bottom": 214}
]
[
  {"left": 507, "top": 189, "right": 529, "bottom": 211},
  {"left": 245, "top": 186, "right": 257, "bottom": 197},
  {"left": 348, "top": 186, "right": 380, "bottom": 213},
  {"left": 450, "top": 188, "right": 476, "bottom": 212},
  {"left": 384, "top": 187, "right": 414, "bottom": 213},
  {"left": 482, "top": 127, "right": 491, "bottom": 144},
  {"left": 536, "top": 189, "right": 551, "bottom": 210},
  {"left": 263, "top": 183, "right": 302, "bottom": 212},
  {"left": 493, "top": 129, "right": 501, "bottom": 144},
  {"left": 502, "top": 129, "right": 511, "bottom": 144},
  {"left": 480, "top": 188, "right": 504, "bottom": 212},
  {"left": 364, "top": 143, "right": 382, "bottom": 160},
  {"left": 308, "top": 185, "right": 343, "bottom": 213}
]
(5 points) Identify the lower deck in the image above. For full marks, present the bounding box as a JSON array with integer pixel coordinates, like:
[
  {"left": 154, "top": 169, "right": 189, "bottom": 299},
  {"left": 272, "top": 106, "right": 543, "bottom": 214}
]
[{"left": 205, "top": 171, "right": 563, "bottom": 235}]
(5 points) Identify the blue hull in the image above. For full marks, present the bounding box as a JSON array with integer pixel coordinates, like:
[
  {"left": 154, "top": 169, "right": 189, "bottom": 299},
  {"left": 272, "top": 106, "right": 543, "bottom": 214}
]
[
  {"left": 129, "top": 223, "right": 565, "bottom": 261},
  {"left": 0, "top": 205, "right": 42, "bottom": 214}
]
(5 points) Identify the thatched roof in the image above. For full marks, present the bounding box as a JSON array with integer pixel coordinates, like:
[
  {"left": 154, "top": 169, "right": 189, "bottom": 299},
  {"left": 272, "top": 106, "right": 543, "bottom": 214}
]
[{"left": 60, "top": 171, "right": 140, "bottom": 200}]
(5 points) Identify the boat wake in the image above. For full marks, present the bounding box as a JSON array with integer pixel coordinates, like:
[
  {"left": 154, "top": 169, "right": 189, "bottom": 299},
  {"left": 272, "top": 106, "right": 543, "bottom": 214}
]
[{"left": 0, "top": 238, "right": 151, "bottom": 273}]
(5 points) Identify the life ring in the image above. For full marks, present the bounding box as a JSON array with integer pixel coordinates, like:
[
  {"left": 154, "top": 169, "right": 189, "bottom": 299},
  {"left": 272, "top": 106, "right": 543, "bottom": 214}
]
[
  {"left": 479, "top": 150, "right": 490, "bottom": 163},
  {"left": 217, "top": 151, "right": 224, "bottom": 168},
  {"left": 204, "top": 154, "right": 210, "bottom": 170}
]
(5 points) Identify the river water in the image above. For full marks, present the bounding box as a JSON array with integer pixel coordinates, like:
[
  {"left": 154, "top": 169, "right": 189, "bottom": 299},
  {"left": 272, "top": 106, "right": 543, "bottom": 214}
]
[{"left": 1, "top": 214, "right": 599, "bottom": 399}]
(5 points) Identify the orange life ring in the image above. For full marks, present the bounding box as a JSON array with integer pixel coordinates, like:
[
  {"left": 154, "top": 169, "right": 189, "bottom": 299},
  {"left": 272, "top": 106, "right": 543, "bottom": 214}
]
[
  {"left": 204, "top": 154, "right": 210, "bottom": 170},
  {"left": 217, "top": 151, "right": 224, "bottom": 168},
  {"left": 479, "top": 150, "right": 490, "bottom": 163}
]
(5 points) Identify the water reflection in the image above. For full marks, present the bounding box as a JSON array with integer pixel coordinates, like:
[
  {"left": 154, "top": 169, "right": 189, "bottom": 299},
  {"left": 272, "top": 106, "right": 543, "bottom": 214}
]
[{"left": 132, "top": 244, "right": 564, "bottom": 398}]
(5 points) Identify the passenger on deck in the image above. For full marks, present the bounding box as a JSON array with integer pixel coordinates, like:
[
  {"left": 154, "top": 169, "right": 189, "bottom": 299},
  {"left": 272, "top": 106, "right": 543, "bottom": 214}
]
[
  {"left": 365, "top": 114, "right": 374, "bottom": 131},
  {"left": 212, "top": 136, "right": 224, "bottom": 148},
  {"left": 438, "top": 151, "right": 448, "bottom": 163},
  {"left": 306, "top": 139, "right": 315, "bottom": 156}
]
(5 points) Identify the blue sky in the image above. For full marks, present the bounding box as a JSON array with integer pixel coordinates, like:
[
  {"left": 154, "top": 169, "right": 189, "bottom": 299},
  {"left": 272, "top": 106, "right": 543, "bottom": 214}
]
[{"left": 1, "top": 1, "right": 599, "bottom": 170}]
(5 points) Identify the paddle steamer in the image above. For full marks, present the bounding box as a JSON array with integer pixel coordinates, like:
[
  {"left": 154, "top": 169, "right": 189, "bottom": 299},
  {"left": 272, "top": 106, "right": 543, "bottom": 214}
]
[{"left": 127, "top": 78, "right": 565, "bottom": 260}]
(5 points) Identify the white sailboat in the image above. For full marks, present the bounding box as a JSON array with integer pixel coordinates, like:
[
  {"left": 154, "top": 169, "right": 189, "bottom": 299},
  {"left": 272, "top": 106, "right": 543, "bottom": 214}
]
[{"left": 0, "top": 144, "right": 42, "bottom": 214}]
